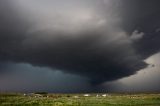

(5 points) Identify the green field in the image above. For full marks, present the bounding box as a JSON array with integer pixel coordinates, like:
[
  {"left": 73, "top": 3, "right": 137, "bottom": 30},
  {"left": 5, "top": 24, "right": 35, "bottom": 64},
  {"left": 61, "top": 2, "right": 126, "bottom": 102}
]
[{"left": 0, "top": 93, "right": 160, "bottom": 106}]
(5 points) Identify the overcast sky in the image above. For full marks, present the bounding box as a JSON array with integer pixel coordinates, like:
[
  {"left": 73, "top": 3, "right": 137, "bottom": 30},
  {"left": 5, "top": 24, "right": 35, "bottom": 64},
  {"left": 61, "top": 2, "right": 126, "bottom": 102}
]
[{"left": 0, "top": 0, "right": 160, "bottom": 93}]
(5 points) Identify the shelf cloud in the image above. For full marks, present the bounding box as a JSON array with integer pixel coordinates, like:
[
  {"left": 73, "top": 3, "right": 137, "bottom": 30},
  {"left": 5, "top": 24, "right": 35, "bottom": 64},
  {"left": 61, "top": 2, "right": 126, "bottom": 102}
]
[{"left": 0, "top": 0, "right": 160, "bottom": 87}]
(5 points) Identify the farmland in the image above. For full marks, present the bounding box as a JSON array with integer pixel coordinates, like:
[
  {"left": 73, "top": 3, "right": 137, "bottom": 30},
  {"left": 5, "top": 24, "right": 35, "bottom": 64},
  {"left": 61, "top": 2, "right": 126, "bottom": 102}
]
[{"left": 0, "top": 93, "right": 160, "bottom": 106}]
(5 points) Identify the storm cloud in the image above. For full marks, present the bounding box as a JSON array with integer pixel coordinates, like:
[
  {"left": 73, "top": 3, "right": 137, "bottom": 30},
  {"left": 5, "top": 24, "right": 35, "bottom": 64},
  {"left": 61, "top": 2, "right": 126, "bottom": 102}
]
[{"left": 1, "top": 0, "right": 159, "bottom": 86}]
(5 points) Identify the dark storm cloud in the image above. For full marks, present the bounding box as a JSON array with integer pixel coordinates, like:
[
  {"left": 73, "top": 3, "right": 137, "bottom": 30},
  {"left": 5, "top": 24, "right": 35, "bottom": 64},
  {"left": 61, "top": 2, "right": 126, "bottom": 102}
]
[
  {"left": 0, "top": 62, "right": 91, "bottom": 93},
  {"left": 123, "top": 0, "right": 160, "bottom": 59},
  {"left": 0, "top": 0, "right": 157, "bottom": 85}
]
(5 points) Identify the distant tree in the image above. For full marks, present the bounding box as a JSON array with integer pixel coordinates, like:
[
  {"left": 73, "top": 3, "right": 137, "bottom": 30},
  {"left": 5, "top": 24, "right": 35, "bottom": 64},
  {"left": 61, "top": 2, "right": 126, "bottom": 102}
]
[{"left": 34, "top": 92, "right": 48, "bottom": 95}]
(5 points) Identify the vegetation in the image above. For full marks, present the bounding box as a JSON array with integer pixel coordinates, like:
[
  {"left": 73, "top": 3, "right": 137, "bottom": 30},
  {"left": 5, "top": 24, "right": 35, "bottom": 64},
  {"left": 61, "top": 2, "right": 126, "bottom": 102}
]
[{"left": 0, "top": 93, "right": 160, "bottom": 106}]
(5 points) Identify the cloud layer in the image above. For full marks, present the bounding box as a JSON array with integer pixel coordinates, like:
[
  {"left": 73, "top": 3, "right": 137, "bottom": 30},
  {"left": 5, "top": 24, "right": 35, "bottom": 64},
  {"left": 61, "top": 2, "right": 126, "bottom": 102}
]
[{"left": 1, "top": 0, "right": 157, "bottom": 85}]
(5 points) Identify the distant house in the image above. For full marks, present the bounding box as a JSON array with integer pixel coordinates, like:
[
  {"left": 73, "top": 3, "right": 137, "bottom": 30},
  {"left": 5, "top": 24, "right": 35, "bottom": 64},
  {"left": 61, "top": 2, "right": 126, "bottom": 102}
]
[
  {"left": 84, "top": 94, "right": 90, "bottom": 97},
  {"left": 102, "top": 94, "right": 107, "bottom": 97}
]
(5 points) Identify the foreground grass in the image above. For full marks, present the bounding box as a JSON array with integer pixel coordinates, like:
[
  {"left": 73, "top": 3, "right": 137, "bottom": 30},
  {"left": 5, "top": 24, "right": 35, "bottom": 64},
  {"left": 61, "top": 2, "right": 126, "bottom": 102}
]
[{"left": 0, "top": 93, "right": 160, "bottom": 106}]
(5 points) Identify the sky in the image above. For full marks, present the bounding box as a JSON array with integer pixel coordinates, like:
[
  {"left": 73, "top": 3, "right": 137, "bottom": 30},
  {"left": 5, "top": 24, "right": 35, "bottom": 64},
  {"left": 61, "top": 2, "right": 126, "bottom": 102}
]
[{"left": 0, "top": 0, "right": 160, "bottom": 93}]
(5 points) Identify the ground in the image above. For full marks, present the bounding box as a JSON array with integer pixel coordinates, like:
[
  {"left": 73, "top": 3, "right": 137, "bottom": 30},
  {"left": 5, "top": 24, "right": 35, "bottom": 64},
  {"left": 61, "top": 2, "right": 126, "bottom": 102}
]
[{"left": 0, "top": 93, "right": 160, "bottom": 106}]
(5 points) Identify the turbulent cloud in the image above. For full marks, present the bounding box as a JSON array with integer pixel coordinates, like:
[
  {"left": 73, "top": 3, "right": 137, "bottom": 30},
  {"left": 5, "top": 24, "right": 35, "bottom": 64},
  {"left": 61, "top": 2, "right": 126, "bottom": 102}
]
[
  {"left": 0, "top": 0, "right": 154, "bottom": 85},
  {"left": 130, "top": 30, "right": 144, "bottom": 41},
  {"left": 122, "top": 0, "right": 160, "bottom": 58}
]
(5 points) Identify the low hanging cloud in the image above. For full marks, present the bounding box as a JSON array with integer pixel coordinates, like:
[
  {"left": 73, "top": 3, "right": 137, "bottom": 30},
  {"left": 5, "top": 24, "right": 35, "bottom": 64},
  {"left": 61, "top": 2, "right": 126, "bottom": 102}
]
[
  {"left": 0, "top": 0, "right": 151, "bottom": 85},
  {"left": 130, "top": 30, "right": 144, "bottom": 41}
]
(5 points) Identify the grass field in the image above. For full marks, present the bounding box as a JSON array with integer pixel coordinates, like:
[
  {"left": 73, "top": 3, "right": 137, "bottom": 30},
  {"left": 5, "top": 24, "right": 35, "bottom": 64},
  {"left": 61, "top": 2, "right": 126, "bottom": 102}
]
[{"left": 0, "top": 93, "right": 160, "bottom": 106}]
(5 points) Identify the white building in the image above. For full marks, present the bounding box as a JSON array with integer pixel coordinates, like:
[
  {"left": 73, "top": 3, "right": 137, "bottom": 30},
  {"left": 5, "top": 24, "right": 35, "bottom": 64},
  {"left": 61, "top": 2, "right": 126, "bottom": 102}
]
[
  {"left": 102, "top": 94, "right": 107, "bottom": 97},
  {"left": 84, "top": 94, "right": 90, "bottom": 97}
]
